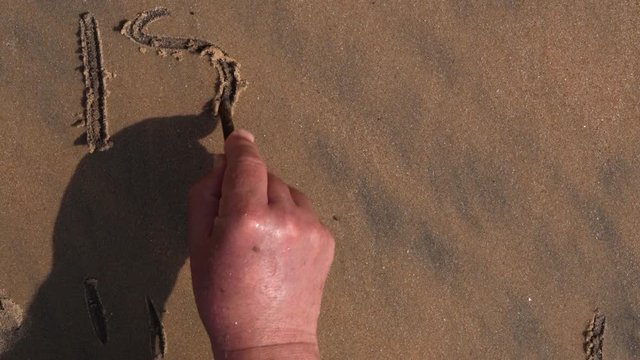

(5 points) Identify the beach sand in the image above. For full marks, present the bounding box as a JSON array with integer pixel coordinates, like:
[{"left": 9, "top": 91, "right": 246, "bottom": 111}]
[{"left": 1, "top": 1, "right": 639, "bottom": 358}]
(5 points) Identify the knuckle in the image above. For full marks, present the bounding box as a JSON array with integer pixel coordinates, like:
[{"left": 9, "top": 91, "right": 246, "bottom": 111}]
[
  {"left": 315, "top": 225, "right": 335, "bottom": 245},
  {"left": 280, "top": 213, "right": 301, "bottom": 236},
  {"left": 234, "top": 155, "right": 266, "bottom": 170},
  {"left": 326, "top": 233, "right": 336, "bottom": 249},
  {"left": 225, "top": 210, "right": 265, "bottom": 233},
  {"left": 296, "top": 190, "right": 309, "bottom": 200}
]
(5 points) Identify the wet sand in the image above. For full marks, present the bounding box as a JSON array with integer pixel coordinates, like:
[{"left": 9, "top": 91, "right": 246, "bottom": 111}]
[{"left": 1, "top": 1, "right": 639, "bottom": 359}]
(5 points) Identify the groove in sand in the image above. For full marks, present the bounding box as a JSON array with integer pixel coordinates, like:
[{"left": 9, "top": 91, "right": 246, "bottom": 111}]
[
  {"left": 585, "top": 309, "right": 605, "bottom": 360},
  {"left": 146, "top": 296, "right": 167, "bottom": 358},
  {"left": 79, "top": 12, "right": 112, "bottom": 152},
  {"left": 120, "top": 7, "right": 243, "bottom": 139},
  {"left": 83, "top": 278, "right": 108, "bottom": 344}
]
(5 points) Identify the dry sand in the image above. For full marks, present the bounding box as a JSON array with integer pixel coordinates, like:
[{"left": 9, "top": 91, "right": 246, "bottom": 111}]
[{"left": 1, "top": 1, "right": 640, "bottom": 359}]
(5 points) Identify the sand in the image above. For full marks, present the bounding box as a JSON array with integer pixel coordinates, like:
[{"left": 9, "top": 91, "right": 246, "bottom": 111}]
[
  {"left": 1, "top": 1, "right": 639, "bottom": 359},
  {"left": 0, "top": 291, "right": 24, "bottom": 354}
]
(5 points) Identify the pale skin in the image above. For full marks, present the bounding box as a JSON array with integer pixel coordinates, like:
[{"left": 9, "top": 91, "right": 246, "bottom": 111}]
[{"left": 187, "top": 129, "right": 335, "bottom": 359}]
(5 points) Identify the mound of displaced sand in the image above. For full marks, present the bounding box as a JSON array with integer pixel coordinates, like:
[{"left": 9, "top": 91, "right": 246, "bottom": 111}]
[{"left": 0, "top": 292, "right": 24, "bottom": 353}]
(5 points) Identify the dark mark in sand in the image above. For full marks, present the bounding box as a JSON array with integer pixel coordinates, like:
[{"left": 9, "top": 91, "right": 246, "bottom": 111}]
[
  {"left": 79, "top": 12, "right": 112, "bottom": 152},
  {"left": 146, "top": 296, "right": 167, "bottom": 358},
  {"left": 83, "top": 278, "right": 108, "bottom": 344},
  {"left": 120, "top": 7, "right": 245, "bottom": 139},
  {"left": 585, "top": 309, "right": 605, "bottom": 360},
  {"left": 416, "top": 226, "right": 456, "bottom": 277}
]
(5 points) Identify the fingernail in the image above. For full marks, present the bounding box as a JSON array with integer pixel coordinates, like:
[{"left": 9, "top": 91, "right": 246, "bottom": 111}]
[
  {"left": 213, "top": 154, "right": 226, "bottom": 168},
  {"left": 233, "top": 129, "right": 255, "bottom": 143}
]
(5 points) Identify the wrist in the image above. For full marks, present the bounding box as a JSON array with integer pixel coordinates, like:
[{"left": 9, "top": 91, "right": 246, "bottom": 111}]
[
  {"left": 214, "top": 342, "right": 320, "bottom": 360},
  {"left": 206, "top": 323, "right": 319, "bottom": 355}
]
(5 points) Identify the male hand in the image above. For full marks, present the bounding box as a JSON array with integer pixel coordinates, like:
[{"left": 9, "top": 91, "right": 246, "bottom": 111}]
[{"left": 187, "top": 129, "right": 335, "bottom": 359}]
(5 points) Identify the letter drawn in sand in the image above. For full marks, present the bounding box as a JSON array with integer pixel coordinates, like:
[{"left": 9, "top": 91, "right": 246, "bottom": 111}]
[
  {"left": 584, "top": 309, "right": 605, "bottom": 360},
  {"left": 146, "top": 296, "right": 167, "bottom": 358},
  {"left": 79, "top": 12, "right": 112, "bottom": 152},
  {"left": 120, "top": 7, "right": 245, "bottom": 139},
  {"left": 83, "top": 278, "right": 108, "bottom": 344}
]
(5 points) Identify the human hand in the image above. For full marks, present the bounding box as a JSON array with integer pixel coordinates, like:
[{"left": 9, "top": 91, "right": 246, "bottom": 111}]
[{"left": 187, "top": 129, "right": 335, "bottom": 359}]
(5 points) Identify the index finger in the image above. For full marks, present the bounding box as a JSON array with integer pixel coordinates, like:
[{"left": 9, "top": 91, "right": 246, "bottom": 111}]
[{"left": 219, "top": 129, "right": 268, "bottom": 215}]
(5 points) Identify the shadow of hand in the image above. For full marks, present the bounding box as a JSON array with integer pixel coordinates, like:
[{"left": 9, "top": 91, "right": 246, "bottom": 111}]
[{"left": 3, "top": 107, "right": 215, "bottom": 359}]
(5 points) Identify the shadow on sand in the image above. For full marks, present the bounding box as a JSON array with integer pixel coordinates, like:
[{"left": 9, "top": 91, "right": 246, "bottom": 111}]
[{"left": 3, "top": 105, "right": 216, "bottom": 359}]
